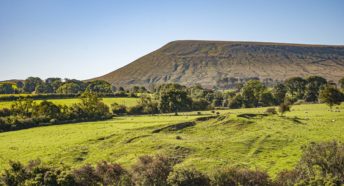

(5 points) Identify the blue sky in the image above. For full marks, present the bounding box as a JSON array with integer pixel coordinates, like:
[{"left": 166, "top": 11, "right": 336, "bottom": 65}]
[{"left": 0, "top": 0, "right": 343, "bottom": 81}]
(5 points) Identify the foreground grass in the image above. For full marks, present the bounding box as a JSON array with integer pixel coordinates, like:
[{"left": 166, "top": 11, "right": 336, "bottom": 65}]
[
  {"left": 0, "top": 103, "right": 343, "bottom": 177},
  {"left": 0, "top": 97, "right": 139, "bottom": 109}
]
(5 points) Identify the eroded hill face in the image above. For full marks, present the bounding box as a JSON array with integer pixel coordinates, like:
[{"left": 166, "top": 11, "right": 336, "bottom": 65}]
[{"left": 95, "top": 40, "right": 344, "bottom": 88}]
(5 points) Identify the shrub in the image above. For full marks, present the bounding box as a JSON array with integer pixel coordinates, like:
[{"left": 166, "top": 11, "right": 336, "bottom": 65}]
[
  {"left": 73, "top": 164, "right": 100, "bottom": 186},
  {"left": 111, "top": 103, "right": 127, "bottom": 115},
  {"left": 131, "top": 155, "right": 174, "bottom": 186},
  {"left": 95, "top": 161, "right": 132, "bottom": 186},
  {"left": 127, "top": 105, "right": 144, "bottom": 115},
  {"left": 212, "top": 167, "right": 271, "bottom": 186},
  {"left": 167, "top": 168, "right": 210, "bottom": 186},
  {"left": 265, "top": 107, "right": 277, "bottom": 115},
  {"left": 0, "top": 108, "right": 11, "bottom": 117},
  {"left": 278, "top": 102, "right": 291, "bottom": 116}
]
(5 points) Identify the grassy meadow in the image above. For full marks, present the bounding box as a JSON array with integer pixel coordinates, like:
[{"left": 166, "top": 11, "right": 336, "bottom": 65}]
[
  {"left": 0, "top": 103, "right": 343, "bottom": 177},
  {"left": 0, "top": 97, "right": 140, "bottom": 109}
]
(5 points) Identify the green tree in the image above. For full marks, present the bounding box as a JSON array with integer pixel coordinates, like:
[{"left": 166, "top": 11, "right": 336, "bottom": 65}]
[
  {"left": 23, "top": 77, "right": 43, "bottom": 93},
  {"left": 285, "top": 77, "right": 308, "bottom": 99},
  {"left": 304, "top": 76, "right": 327, "bottom": 102},
  {"left": 35, "top": 83, "right": 53, "bottom": 94},
  {"left": 272, "top": 83, "right": 287, "bottom": 104},
  {"left": 10, "top": 98, "right": 37, "bottom": 118},
  {"left": 45, "top": 78, "right": 62, "bottom": 93},
  {"left": 0, "top": 83, "right": 14, "bottom": 94},
  {"left": 56, "top": 83, "right": 81, "bottom": 94},
  {"left": 86, "top": 80, "right": 112, "bottom": 94},
  {"left": 158, "top": 89, "right": 192, "bottom": 114},
  {"left": 319, "top": 85, "right": 343, "bottom": 108},
  {"left": 241, "top": 80, "right": 266, "bottom": 107}
]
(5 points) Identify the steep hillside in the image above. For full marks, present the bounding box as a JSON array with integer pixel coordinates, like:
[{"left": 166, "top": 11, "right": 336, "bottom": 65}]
[{"left": 96, "top": 40, "right": 344, "bottom": 88}]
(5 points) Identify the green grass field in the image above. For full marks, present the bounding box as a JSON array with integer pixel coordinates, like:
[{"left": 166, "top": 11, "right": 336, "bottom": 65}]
[
  {"left": 0, "top": 103, "right": 343, "bottom": 177},
  {"left": 0, "top": 97, "right": 140, "bottom": 109}
]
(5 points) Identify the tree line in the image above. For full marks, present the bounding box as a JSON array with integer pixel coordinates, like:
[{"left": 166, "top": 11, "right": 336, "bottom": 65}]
[
  {"left": 0, "top": 92, "right": 111, "bottom": 132},
  {"left": 112, "top": 76, "right": 344, "bottom": 116},
  {"left": 0, "top": 77, "right": 141, "bottom": 96},
  {"left": 1, "top": 141, "right": 343, "bottom": 186}
]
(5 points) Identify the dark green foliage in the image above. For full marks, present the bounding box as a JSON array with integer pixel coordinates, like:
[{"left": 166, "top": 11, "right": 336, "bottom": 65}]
[
  {"left": 159, "top": 89, "right": 192, "bottom": 114},
  {"left": 259, "top": 91, "right": 275, "bottom": 107},
  {"left": 167, "top": 169, "right": 210, "bottom": 186},
  {"left": 131, "top": 155, "right": 174, "bottom": 186},
  {"left": 10, "top": 98, "right": 36, "bottom": 118},
  {"left": 192, "top": 99, "right": 211, "bottom": 111},
  {"left": 304, "top": 76, "right": 327, "bottom": 102},
  {"left": 111, "top": 103, "right": 127, "bottom": 115},
  {"left": 35, "top": 83, "right": 54, "bottom": 94},
  {"left": 285, "top": 77, "right": 308, "bottom": 99},
  {"left": 23, "top": 77, "right": 43, "bottom": 93},
  {"left": 0, "top": 83, "right": 15, "bottom": 94},
  {"left": 45, "top": 78, "right": 63, "bottom": 92},
  {"left": 272, "top": 83, "right": 287, "bottom": 105},
  {"left": 241, "top": 80, "right": 266, "bottom": 108},
  {"left": 319, "top": 85, "right": 343, "bottom": 108},
  {"left": 56, "top": 82, "right": 82, "bottom": 94},
  {"left": 86, "top": 80, "right": 113, "bottom": 95},
  {"left": 228, "top": 94, "right": 243, "bottom": 109},
  {"left": 212, "top": 167, "right": 271, "bottom": 186},
  {"left": 35, "top": 100, "right": 61, "bottom": 119}
]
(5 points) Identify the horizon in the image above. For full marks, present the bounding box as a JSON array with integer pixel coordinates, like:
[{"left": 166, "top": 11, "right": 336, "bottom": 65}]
[{"left": 1, "top": 0, "right": 344, "bottom": 81}]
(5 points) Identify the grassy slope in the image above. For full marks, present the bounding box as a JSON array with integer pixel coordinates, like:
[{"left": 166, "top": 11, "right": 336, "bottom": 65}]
[
  {"left": 0, "top": 97, "right": 140, "bottom": 109},
  {"left": 0, "top": 103, "right": 343, "bottom": 177}
]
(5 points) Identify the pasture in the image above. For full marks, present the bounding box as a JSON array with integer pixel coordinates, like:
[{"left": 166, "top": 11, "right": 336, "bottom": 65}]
[
  {"left": 0, "top": 103, "right": 343, "bottom": 177},
  {"left": 0, "top": 97, "right": 140, "bottom": 109}
]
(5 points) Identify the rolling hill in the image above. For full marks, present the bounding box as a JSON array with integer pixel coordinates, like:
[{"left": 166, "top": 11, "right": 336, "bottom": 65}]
[{"left": 95, "top": 40, "right": 344, "bottom": 88}]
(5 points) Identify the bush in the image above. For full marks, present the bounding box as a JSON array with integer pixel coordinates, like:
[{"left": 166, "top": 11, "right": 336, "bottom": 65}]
[
  {"left": 167, "top": 168, "right": 210, "bottom": 186},
  {"left": 131, "top": 155, "right": 174, "bottom": 186},
  {"left": 212, "top": 167, "right": 271, "bottom": 186},
  {"left": 111, "top": 103, "right": 127, "bottom": 115},
  {"left": 95, "top": 161, "right": 132, "bottom": 186},
  {"left": 0, "top": 108, "right": 11, "bottom": 117},
  {"left": 73, "top": 164, "right": 100, "bottom": 186},
  {"left": 265, "top": 107, "right": 277, "bottom": 115},
  {"left": 127, "top": 105, "right": 144, "bottom": 115}
]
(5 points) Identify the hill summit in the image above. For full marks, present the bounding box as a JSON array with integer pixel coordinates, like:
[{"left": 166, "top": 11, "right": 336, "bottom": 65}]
[{"left": 95, "top": 40, "right": 344, "bottom": 88}]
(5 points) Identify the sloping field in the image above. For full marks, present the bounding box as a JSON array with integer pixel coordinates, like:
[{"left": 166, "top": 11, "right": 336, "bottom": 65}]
[{"left": 0, "top": 104, "right": 343, "bottom": 177}]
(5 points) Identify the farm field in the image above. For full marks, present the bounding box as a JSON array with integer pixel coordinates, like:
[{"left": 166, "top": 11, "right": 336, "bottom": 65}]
[
  {"left": 0, "top": 97, "right": 140, "bottom": 109},
  {"left": 0, "top": 103, "right": 343, "bottom": 177}
]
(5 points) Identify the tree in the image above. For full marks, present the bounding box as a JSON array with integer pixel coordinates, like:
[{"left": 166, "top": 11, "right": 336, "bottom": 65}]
[
  {"left": 35, "top": 83, "right": 53, "bottom": 94},
  {"left": 77, "top": 92, "right": 111, "bottom": 119},
  {"left": 304, "top": 76, "right": 327, "bottom": 102},
  {"left": 23, "top": 77, "right": 43, "bottom": 93},
  {"left": 319, "top": 85, "right": 343, "bottom": 109},
  {"left": 285, "top": 77, "right": 307, "bottom": 99},
  {"left": 241, "top": 80, "right": 266, "bottom": 108},
  {"left": 259, "top": 91, "right": 275, "bottom": 107},
  {"left": 56, "top": 83, "right": 81, "bottom": 94},
  {"left": 158, "top": 89, "right": 192, "bottom": 114},
  {"left": 0, "top": 83, "right": 14, "bottom": 94},
  {"left": 45, "top": 78, "right": 62, "bottom": 92},
  {"left": 86, "top": 80, "right": 112, "bottom": 94},
  {"left": 272, "top": 83, "right": 287, "bottom": 104}
]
